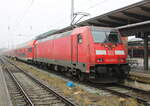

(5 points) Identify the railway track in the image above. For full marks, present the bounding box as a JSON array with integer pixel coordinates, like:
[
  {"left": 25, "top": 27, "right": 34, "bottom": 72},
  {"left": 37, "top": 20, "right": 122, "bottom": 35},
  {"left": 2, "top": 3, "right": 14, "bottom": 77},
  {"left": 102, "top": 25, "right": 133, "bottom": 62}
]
[
  {"left": 3, "top": 57, "right": 150, "bottom": 106},
  {"left": 1, "top": 58, "right": 76, "bottom": 106},
  {"left": 95, "top": 83, "right": 150, "bottom": 106},
  {"left": 3, "top": 68, "right": 31, "bottom": 105}
]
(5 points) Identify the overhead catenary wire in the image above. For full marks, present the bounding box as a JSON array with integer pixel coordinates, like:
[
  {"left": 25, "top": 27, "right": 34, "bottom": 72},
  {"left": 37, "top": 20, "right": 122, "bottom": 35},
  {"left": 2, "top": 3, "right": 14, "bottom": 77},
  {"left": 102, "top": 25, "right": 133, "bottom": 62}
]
[
  {"left": 53, "top": 0, "right": 110, "bottom": 29},
  {"left": 82, "top": 0, "right": 110, "bottom": 11},
  {"left": 16, "top": 0, "right": 112, "bottom": 37},
  {"left": 73, "top": 0, "right": 109, "bottom": 13},
  {"left": 15, "top": 0, "right": 34, "bottom": 28}
]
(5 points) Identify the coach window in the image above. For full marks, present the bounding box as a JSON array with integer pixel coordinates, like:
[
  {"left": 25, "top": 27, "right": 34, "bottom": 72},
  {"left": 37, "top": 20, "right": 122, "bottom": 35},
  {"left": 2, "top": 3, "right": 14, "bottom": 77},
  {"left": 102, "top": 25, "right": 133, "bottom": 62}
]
[{"left": 77, "top": 34, "right": 82, "bottom": 43}]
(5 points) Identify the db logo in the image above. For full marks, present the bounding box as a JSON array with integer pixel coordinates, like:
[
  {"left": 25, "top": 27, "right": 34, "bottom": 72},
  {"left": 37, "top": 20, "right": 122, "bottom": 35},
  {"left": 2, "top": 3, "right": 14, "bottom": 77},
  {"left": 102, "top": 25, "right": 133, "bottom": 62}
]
[{"left": 107, "top": 50, "right": 114, "bottom": 55}]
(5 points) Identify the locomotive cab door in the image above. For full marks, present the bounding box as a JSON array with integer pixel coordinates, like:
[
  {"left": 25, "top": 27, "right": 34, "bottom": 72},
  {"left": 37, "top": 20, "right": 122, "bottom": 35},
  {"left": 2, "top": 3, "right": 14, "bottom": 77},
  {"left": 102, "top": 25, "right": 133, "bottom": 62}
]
[
  {"left": 71, "top": 34, "right": 88, "bottom": 64},
  {"left": 71, "top": 33, "right": 91, "bottom": 72}
]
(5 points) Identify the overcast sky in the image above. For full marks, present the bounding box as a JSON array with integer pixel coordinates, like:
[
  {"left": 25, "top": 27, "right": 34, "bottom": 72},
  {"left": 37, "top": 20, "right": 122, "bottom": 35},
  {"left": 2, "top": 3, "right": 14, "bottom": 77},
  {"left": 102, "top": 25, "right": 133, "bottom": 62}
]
[{"left": 0, "top": 0, "right": 142, "bottom": 48}]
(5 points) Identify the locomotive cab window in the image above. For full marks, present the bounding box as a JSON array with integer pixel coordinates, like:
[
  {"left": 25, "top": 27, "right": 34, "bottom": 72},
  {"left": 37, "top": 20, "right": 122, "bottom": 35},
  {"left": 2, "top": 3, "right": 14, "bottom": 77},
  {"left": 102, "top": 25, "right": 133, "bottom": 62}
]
[
  {"left": 77, "top": 34, "right": 82, "bottom": 43},
  {"left": 92, "top": 30, "right": 121, "bottom": 43},
  {"left": 92, "top": 31, "right": 106, "bottom": 43}
]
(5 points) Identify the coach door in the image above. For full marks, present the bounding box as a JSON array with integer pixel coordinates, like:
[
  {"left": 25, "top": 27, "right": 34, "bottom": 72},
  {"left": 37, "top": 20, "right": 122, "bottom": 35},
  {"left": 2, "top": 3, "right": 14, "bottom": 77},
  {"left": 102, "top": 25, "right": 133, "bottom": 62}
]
[{"left": 34, "top": 45, "right": 37, "bottom": 60}]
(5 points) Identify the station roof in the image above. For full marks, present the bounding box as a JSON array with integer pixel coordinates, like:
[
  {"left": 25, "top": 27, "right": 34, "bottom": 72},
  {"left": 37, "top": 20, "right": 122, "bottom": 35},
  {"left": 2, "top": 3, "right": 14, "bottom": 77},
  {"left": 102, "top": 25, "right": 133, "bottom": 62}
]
[
  {"left": 78, "top": 0, "right": 150, "bottom": 27},
  {"left": 54, "top": 0, "right": 150, "bottom": 35}
]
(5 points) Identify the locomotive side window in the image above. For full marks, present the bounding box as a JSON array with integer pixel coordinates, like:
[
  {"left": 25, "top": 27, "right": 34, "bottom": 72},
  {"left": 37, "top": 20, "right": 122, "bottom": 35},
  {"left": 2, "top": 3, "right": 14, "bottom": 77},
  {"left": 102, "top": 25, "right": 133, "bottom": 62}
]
[
  {"left": 77, "top": 34, "right": 82, "bottom": 43},
  {"left": 28, "top": 48, "right": 32, "bottom": 52}
]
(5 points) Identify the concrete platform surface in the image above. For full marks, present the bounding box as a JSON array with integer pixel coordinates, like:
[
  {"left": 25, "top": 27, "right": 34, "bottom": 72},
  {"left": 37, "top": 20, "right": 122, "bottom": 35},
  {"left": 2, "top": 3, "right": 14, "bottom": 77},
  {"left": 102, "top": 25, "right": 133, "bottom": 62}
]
[{"left": 0, "top": 67, "right": 12, "bottom": 106}]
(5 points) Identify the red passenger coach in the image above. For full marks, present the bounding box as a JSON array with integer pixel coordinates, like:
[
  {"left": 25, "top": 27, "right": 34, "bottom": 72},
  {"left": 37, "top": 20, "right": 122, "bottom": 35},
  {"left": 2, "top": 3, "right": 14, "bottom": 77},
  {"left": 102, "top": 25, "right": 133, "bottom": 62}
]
[
  {"left": 33, "top": 26, "right": 130, "bottom": 83},
  {"left": 13, "top": 40, "right": 36, "bottom": 62}
]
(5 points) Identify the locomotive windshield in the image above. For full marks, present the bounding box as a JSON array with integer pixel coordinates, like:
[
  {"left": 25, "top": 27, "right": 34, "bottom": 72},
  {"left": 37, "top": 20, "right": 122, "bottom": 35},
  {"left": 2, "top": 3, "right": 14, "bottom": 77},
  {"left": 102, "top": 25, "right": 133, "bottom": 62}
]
[{"left": 92, "top": 31, "right": 121, "bottom": 43}]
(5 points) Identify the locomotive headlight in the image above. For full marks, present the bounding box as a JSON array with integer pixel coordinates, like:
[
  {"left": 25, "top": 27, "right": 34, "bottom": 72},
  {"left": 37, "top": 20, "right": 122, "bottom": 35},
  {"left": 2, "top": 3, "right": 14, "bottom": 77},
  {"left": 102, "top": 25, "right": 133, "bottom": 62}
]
[
  {"left": 115, "top": 50, "right": 125, "bottom": 55},
  {"left": 96, "top": 50, "right": 106, "bottom": 55},
  {"left": 119, "top": 58, "right": 126, "bottom": 63},
  {"left": 96, "top": 58, "right": 103, "bottom": 63}
]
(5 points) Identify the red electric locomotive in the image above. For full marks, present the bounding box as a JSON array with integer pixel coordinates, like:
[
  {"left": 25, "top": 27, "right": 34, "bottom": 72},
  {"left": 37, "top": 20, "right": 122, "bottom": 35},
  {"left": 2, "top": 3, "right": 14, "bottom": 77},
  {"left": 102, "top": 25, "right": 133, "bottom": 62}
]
[{"left": 33, "top": 26, "right": 130, "bottom": 83}]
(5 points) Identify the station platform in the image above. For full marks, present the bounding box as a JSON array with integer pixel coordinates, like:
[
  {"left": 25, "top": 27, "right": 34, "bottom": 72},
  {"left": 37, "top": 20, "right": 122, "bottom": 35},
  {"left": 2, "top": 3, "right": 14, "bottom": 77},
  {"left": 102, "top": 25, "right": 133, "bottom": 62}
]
[
  {"left": 127, "top": 58, "right": 150, "bottom": 83},
  {"left": 0, "top": 67, "right": 12, "bottom": 106}
]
